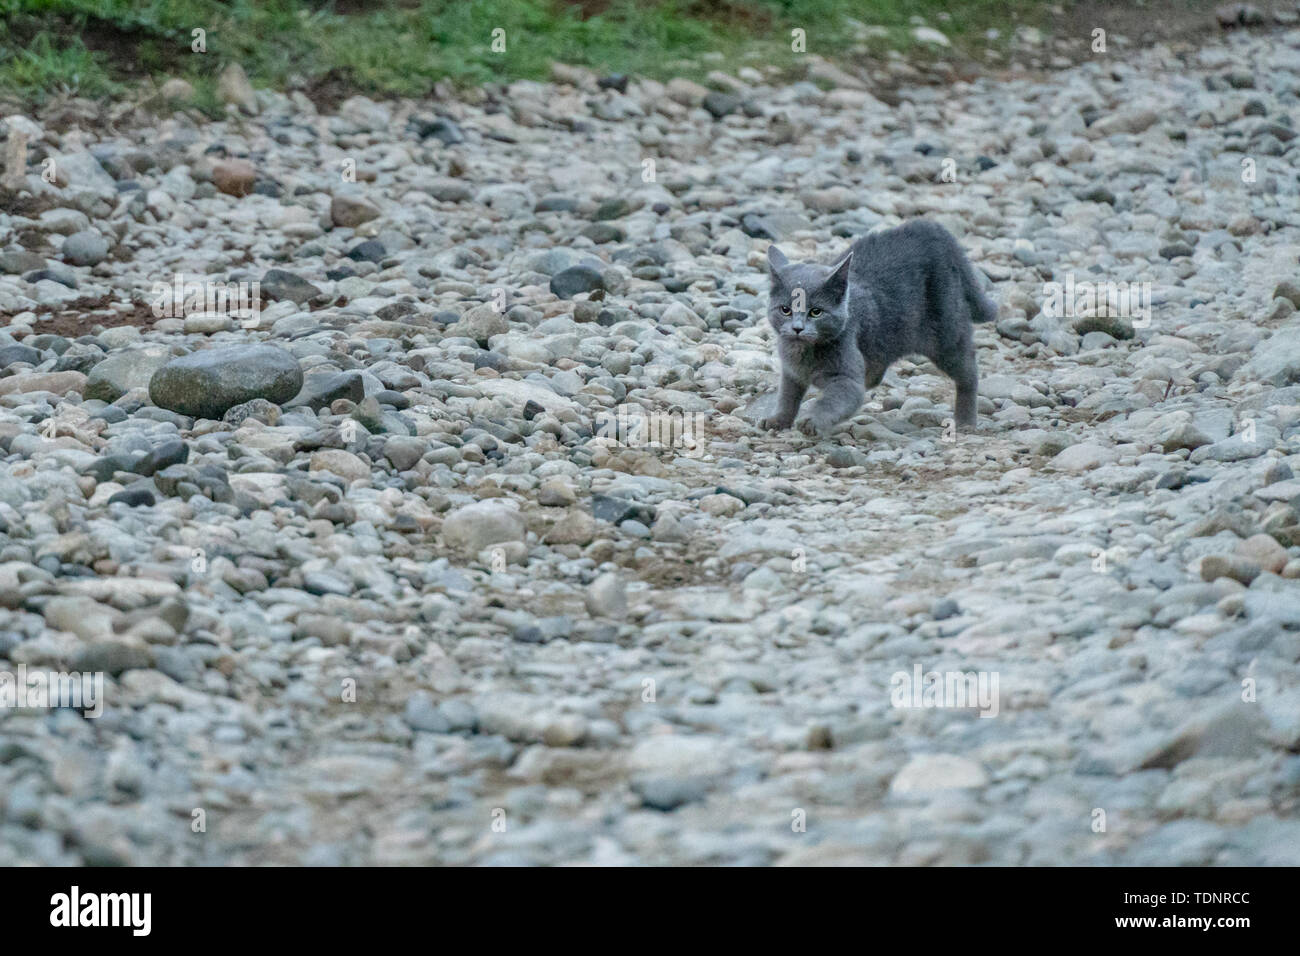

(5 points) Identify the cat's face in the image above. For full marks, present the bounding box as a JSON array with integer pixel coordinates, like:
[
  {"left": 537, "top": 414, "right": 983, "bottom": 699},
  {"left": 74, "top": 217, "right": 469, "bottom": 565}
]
[{"left": 766, "top": 246, "right": 853, "bottom": 344}]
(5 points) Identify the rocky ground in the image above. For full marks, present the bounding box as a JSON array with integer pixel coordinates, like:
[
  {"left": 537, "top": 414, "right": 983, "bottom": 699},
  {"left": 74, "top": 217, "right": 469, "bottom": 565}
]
[{"left": 2, "top": 22, "right": 1300, "bottom": 866}]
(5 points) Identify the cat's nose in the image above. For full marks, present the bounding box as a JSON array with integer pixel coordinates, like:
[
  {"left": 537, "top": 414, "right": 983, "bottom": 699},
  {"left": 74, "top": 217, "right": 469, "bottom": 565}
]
[{"left": 790, "top": 317, "right": 805, "bottom": 331}]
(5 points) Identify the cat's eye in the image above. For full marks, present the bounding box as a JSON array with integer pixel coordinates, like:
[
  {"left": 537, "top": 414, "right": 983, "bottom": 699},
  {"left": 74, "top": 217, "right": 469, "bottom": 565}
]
[
  {"left": 779, "top": 306, "right": 791, "bottom": 315},
  {"left": 809, "top": 308, "right": 822, "bottom": 317}
]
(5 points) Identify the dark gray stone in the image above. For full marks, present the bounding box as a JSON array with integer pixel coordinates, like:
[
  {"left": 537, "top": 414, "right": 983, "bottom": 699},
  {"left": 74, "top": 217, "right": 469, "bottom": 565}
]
[
  {"left": 149, "top": 344, "right": 304, "bottom": 420},
  {"left": 549, "top": 265, "right": 605, "bottom": 298}
]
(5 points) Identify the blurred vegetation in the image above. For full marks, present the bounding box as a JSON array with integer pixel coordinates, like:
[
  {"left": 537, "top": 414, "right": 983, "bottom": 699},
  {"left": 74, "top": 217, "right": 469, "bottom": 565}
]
[{"left": 0, "top": 0, "right": 1046, "bottom": 107}]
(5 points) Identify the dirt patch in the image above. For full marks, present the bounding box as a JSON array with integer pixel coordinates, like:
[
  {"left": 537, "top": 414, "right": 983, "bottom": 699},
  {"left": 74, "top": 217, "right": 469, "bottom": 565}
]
[
  {"left": 845, "top": 0, "right": 1267, "bottom": 107},
  {"left": 4, "top": 200, "right": 57, "bottom": 229},
  {"left": 75, "top": 16, "right": 162, "bottom": 74},
  {"left": 1058, "top": 0, "right": 1245, "bottom": 49},
  {"left": 322, "top": 0, "right": 422, "bottom": 13},
  {"left": 633, "top": 553, "right": 718, "bottom": 589},
  {"left": 2, "top": 294, "right": 158, "bottom": 336},
  {"left": 684, "top": 0, "right": 776, "bottom": 32},
  {"left": 563, "top": 0, "right": 774, "bottom": 30},
  {"left": 296, "top": 67, "right": 365, "bottom": 113}
]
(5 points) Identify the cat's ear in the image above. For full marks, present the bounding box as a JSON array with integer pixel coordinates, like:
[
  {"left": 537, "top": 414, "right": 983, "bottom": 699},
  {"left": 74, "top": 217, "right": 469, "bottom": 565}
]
[
  {"left": 823, "top": 251, "right": 853, "bottom": 300},
  {"left": 767, "top": 244, "right": 789, "bottom": 274}
]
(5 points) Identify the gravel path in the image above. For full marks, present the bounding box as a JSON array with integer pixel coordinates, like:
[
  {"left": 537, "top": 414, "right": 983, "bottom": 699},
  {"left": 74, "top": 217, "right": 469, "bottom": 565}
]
[{"left": 2, "top": 26, "right": 1300, "bottom": 865}]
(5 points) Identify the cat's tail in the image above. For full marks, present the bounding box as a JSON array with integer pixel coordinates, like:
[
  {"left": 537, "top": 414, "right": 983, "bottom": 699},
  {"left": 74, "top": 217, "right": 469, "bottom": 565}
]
[{"left": 960, "top": 258, "right": 997, "bottom": 324}]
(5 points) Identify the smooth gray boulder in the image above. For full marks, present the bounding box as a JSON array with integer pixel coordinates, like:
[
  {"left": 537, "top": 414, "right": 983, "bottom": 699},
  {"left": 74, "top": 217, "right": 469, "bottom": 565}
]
[{"left": 149, "top": 344, "right": 303, "bottom": 420}]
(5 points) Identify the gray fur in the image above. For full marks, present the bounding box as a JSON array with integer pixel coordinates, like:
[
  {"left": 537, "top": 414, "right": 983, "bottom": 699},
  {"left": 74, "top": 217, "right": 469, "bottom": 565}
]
[{"left": 759, "top": 219, "right": 994, "bottom": 437}]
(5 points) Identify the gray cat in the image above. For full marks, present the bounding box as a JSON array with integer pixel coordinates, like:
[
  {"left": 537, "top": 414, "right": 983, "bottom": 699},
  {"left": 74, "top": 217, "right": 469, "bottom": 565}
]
[{"left": 759, "top": 219, "right": 995, "bottom": 437}]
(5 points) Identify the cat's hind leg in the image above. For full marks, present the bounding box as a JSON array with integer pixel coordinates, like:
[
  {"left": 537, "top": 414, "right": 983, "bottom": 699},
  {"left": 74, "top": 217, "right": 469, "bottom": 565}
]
[
  {"left": 926, "top": 332, "right": 979, "bottom": 429},
  {"left": 943, "top": 348, "right": 979, "bottom": 429},
  {"left": 923, "top": 291, "right": 980, "bottom": 429},
  {"left": 864, "top": 358, "right": 889, "bottom": 390},
  {"left": 954, "top": 370, "right": 978, "bottom": 429}
]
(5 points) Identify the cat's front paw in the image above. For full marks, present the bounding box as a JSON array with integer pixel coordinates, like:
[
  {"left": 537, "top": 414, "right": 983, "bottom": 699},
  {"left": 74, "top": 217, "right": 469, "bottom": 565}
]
[
  {"left": 758, "top": 415, "right": 794, "bottom": 432},
  {"left": 796, "top": 415, "right": 836, "bottom": 438}
]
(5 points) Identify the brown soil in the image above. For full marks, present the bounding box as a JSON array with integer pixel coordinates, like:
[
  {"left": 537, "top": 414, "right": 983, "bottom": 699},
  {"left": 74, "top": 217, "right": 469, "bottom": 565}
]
[
  {"left": 1, "top": 294, "right": 158, "bottom": 336},
  {"left": 857, "top": 0, "right": 1256, "bottom": 105},
  {"left": 297, "top": 67, "right": 365, "bottom": 113},
  {"left": 1057, "top": 0, "right": 1250, "bottom": 48}
]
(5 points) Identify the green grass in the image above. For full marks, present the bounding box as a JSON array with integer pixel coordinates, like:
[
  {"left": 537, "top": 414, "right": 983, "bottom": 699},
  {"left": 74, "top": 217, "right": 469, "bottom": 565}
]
[
  {"left": 0, "top": 0, "right": 1048, "bottom": 107},
  {"left": 0, "top": 27, "right": 121, "bottom": 99}
]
